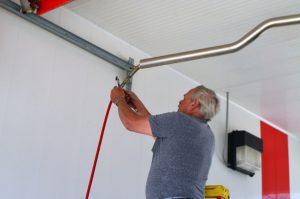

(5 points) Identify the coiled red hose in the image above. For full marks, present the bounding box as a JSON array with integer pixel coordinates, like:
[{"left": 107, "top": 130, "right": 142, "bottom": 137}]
[{"left": 85, "top": 100, "right": 113, "bottom": 199}]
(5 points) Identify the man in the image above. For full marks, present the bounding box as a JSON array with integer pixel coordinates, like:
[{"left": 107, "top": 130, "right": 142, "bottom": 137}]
[{"left": 110, "top": 85, "right": 220, "bottom": 199}]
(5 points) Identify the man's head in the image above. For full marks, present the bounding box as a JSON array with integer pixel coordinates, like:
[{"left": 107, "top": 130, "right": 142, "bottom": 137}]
[{"left": 178, "top": 85, "right": 220, "bottom": 121}]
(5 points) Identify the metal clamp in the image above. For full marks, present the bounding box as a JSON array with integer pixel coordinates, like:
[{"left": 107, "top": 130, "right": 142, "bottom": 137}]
[
  {"left": 115, "top": 57, "right": 140, "bottom": 89},
  {"left": 119, "top": 64, "right": 140, "bottom": 88}
]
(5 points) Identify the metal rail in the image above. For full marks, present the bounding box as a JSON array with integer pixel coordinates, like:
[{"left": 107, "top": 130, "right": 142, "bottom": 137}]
[
  {"left": 0, "top": 0, "right": 133, "bottom": 72},
  {"left": 120, "top": 13, "right": 300, "bottom": 87}
]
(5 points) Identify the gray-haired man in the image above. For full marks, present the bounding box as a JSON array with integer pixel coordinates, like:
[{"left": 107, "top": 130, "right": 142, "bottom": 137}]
[{"left": 110, "top": 86, "right": 220, "bottom": 199}]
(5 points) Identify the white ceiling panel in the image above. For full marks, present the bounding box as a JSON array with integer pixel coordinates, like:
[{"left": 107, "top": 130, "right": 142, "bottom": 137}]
[{"left": 67, "top": 0, "right": 300, "bottom": 137}]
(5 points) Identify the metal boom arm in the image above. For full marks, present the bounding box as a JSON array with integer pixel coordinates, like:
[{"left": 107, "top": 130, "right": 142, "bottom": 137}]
[{"left": 121, "top": 14, "right": 300, "bottom": 87}]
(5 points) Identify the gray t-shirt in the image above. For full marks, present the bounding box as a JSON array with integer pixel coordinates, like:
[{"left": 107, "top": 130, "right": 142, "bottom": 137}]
[{"left": 146, "top": 112, "right": 215, "bottom": 199}]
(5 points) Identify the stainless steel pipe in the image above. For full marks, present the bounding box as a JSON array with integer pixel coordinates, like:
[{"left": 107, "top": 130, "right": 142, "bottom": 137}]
[
  {"left": 120, "top": 65, "right": 140, "bottom": 88},
  {"left": 139, "top": 14, "right": 300, "bottom": 69},
  {"left": 119, "top": 14, "right": 300, "bottom": 87}
]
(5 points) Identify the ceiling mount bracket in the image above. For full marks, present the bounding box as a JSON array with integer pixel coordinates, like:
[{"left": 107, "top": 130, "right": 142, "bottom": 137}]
[{"left": 125, "top": 57, "right": 134, "bottom": 91}]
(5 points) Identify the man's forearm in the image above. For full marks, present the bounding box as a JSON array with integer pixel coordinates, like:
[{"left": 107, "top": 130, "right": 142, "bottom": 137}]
[
  {"left": 111, "top": 87, "right": 152, "bottom": 135},
  {"left": 134, "top": 99, "right": 150, "bottom": 116},
  {"left": 117, "top": 98, "right": 144, "bottom": 130},
  {"left": 112, "top": 92, "right": 152, "bottom": 135}
]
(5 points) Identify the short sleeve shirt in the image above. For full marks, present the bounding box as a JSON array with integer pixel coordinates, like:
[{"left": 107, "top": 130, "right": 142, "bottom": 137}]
[{"left": 146, "top": 112, "right": 215, "bottom": 199}]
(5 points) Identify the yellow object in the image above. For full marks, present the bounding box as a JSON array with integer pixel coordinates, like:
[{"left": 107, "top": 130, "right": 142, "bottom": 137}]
[{"left": 205, "top": 185, "right": 230, "bottom": 199}]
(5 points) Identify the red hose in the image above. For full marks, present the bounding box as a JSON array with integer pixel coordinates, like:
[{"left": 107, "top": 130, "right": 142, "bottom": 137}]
[{"left": 85, "top": 100, "right": 113, "bottom": 199}]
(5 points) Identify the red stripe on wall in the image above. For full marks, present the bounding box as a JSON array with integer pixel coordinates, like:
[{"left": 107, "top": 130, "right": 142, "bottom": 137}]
[
  {"left": 37, "top": 0, "right": 73, "bottom": 15},
  {"left": 261, "top": 121, "right": 290, "bottom": 199}
]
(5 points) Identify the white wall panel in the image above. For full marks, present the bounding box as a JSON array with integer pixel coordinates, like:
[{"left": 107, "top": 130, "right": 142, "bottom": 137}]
[
  {"left": 208, "top": 99, "right": 262, "bottom": 199},
  {"left": 289, "top": 137, "right": 300, "bottom": 199},
  {"left": 0, "top": 8, "right": 144, "bottom": 199},
  {"left": 0, "top": 6, "right": 299, "bottom": 199}
]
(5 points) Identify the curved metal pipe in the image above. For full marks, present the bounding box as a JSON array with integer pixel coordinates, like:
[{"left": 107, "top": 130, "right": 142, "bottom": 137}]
[
  {"left": 139, "top": 14, "right": 300, "bottom": 69},
  {"left": 120, "top": 65, "right": 140, "bottom": 88},
  {"left": 120, "top": 14, "right": 300, "bottom": 87}
]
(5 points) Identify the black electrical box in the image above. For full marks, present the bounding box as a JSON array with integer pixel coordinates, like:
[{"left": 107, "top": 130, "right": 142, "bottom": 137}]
[{"left": 227, "top": 130, "right": 263, "bottom": 177}]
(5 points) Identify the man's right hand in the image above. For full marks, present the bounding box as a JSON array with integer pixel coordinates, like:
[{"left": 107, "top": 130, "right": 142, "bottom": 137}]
[{"left": 124, "top": 90, "right": 138, "bottom": 110}]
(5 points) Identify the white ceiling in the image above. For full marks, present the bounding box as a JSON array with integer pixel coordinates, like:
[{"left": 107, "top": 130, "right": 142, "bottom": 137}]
[{"left": 66, "top": 0, "right": 300, "bottom": 138}]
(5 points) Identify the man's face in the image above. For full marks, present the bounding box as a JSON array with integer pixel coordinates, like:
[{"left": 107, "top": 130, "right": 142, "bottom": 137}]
[{"left": 178, "top": 89, "right": 195, "bottom": 114}]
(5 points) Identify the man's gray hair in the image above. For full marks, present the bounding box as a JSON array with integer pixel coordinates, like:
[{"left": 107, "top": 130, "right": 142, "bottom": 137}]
[{"left": 191, "top": 85, "right": 220, "bottom": 121}]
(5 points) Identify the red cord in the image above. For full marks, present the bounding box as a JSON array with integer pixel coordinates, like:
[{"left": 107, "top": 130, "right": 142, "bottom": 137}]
[{"left": 85, "top": 100, "right": 113, "bottom": 199}]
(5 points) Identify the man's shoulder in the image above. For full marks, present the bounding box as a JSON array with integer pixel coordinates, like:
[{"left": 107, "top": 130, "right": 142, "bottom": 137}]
[
  {"left": 152, "top": 112, "right": 206, "bottom": 124},
  {"left": 151, "top": 111, "right": 179, "bottom": 120}
]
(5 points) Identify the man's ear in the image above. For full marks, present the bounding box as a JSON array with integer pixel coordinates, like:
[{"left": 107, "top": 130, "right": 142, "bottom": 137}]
[{"left": 190, "top": 100, "right": 200, "bottom": 110}]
